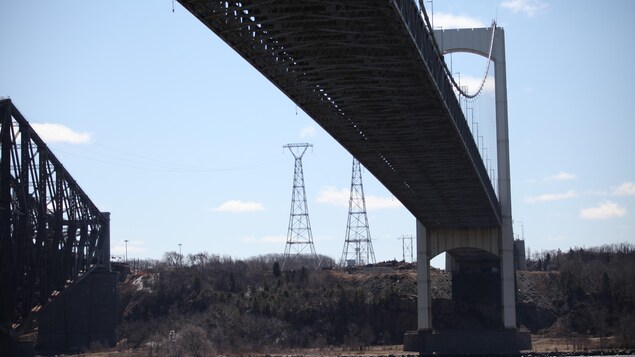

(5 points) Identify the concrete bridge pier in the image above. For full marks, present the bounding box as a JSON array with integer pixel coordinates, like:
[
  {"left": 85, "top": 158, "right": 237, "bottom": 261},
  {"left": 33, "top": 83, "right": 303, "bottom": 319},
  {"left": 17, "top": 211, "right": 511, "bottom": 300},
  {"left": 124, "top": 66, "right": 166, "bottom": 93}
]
[{"left": 404, "top": 221, "right": 531, "bottom": 355}]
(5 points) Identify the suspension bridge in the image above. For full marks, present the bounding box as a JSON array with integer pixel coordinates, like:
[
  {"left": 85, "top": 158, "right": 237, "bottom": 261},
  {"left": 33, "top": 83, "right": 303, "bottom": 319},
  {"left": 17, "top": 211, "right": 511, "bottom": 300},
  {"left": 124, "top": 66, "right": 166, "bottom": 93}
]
[{"left": 176, "top": 0, "right": 529, "bottom": 354}]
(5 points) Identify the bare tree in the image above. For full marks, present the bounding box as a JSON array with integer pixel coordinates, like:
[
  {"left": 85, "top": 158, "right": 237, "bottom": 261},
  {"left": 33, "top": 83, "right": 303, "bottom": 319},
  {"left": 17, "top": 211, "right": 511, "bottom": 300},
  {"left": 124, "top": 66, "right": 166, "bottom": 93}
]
[
  {"left": 180, "top": 324, "right": 213, "bottom": 357},
  {"left": 164, "top": 251, "right": 181, "bottom": 267}
]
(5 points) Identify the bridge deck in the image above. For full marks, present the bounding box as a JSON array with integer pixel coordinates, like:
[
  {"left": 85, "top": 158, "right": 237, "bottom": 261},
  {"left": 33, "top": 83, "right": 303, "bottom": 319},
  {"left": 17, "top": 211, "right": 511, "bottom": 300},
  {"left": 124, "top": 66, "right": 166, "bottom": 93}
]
[{"left": 178, "top": 0, "right": 500, "bottom": 228}]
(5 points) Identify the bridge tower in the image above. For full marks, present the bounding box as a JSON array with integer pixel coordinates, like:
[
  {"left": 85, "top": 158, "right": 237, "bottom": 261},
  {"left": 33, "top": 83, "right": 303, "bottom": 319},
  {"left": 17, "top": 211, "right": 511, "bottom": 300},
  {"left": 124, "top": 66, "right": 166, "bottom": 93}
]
[
  {"left": 405, "top": 21, "right": 531, "bottom": 355},
  {"left": 282, "top": 143, "right": 317, "bottom": 269},
  {"left": 340, "top": 158, "right": 376, "bottom": 267}
]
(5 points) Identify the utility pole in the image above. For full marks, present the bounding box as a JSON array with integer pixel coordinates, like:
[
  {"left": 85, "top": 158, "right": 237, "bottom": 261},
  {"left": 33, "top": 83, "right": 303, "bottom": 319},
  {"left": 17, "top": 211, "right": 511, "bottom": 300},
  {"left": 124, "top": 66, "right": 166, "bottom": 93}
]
[
  {"left": 282, "top": 143, "right": 317, "bottom": 269},
  {"left": 178, "top": 243, "right": 182, "bottom": 266},
  {"left": 340, "top": 158, "right": 375, "bottom": 267}
]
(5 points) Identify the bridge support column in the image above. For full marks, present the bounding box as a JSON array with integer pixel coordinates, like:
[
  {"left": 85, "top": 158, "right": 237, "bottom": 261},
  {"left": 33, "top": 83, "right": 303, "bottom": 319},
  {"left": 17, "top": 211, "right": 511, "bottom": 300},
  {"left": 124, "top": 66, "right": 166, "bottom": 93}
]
[
  {"left": 416, "top": 221, "right": 431, "bottom": 330},
  {"left": 406, "top": 223, "right": 534, "bottom": 354},
  {"left": 492, "top": 29, "right": 518, "bottom": 330},
  {"left": 434, "top": 24, "right": 520, "bottom": 331}
]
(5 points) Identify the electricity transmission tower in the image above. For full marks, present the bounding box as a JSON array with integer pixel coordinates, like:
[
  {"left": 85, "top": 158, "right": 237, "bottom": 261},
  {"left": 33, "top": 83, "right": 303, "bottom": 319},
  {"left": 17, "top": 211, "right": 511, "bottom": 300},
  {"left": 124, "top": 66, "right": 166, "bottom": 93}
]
[
  {"left": 283, "top": 143, "right": 317, "bottom": 269},
  {"left": 398, "top": 235, "right": 414, "bottom": 262},
  {"left": 340, "top": 158, "right": 376, "bottom": 267}
]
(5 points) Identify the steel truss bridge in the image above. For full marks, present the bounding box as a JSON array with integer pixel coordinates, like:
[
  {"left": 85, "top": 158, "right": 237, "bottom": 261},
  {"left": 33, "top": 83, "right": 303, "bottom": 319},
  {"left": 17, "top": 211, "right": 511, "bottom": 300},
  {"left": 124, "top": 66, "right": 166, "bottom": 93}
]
[
  {"left": 178, "top": 0, "right": 501, "bottom": 229},
  {"left": 0, "top": 99, "right": 110, "bottom": 330}
]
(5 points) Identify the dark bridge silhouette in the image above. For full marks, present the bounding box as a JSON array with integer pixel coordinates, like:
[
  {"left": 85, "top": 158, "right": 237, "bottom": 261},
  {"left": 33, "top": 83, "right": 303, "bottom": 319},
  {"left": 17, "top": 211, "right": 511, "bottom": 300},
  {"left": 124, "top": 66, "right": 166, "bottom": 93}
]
[
  {"left": 0, "top": 99, "right": 118, "bottom": 354},
  {"left": 177, "top": 0, "right": 529, "bottom": 354}
]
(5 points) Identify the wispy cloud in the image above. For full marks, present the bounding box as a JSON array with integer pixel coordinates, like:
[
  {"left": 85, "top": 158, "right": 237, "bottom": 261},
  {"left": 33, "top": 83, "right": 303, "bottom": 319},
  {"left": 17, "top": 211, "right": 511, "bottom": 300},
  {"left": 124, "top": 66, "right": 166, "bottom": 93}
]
[
  {"left": 525, "top": 190, "right": 578, "bottom": 203},
  {"left": 214, "top": 200, "right": 264, "bottom": 213},
  {"left": 32, "top": 123, "right": 91, "bottom": 144},
  {"left": 366, "top": 195, "right": 403, "bottom": 210},
  {"left": 317, "top": 186, "right": 402, "bottom": 209},
  {"left": 545, "top": 171, "right": 577, "bottom": 182},
  {"left": 300, "top": 126, "right": 316, "bottom": 138},
  {"left": 316, "top": 186, "right": 352, "bottom": 207},
  {"left": 500, "top": 0, "right": 548, "bottom": 17},
  {"left": 580, "top": 201, "right": 627, "bottom": 220},
  {"left": 613, "top": 182, "right": 635, "bottom": 196},
  {"left": 434, "top": 12, "right": 485, "bottom": 29}
]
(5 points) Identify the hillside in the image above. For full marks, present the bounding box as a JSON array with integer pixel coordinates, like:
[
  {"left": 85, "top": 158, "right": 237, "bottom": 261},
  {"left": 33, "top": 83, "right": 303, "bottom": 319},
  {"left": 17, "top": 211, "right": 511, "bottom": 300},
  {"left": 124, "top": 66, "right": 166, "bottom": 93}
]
[{"left": 115, "top": 247, "right": 635, "bottom": 355}]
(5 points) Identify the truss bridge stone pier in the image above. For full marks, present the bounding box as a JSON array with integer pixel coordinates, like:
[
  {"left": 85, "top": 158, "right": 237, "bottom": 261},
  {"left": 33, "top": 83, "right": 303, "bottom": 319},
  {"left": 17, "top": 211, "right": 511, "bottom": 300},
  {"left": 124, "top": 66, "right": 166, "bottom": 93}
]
[{"left": 35, "top": 268, "right": 119, "bottom": 354}]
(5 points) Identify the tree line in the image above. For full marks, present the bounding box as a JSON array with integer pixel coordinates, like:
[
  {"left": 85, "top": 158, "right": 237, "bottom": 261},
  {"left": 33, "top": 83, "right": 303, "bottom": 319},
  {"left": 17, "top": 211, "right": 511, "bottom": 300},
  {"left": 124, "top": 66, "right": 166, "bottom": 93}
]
[
  {"left": 525, "top": 243, "right": 635, "bottom": 346},
  {"left": 117, "top": 253, "right": 415, "bottom": 355}
]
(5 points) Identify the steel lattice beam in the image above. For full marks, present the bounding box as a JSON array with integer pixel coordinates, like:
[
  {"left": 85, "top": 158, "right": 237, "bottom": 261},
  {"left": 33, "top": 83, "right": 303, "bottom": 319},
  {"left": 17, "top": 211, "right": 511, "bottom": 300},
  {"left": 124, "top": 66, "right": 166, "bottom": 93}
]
[{"left": 0, "top": 99, "right": 109, "bottom": 330}]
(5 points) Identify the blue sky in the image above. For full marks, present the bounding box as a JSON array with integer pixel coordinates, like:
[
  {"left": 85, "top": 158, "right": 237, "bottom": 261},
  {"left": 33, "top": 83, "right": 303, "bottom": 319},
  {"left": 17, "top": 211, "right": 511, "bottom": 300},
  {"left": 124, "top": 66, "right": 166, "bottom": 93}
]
[{"left": 1, "top": 0, "right": 633, "bottom": 266}]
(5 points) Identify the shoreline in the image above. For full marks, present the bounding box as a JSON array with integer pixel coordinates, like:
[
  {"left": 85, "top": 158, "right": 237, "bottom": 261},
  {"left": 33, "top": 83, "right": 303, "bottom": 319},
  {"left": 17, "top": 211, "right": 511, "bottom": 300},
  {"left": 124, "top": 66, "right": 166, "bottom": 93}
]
[{"left": 37, "top": 336, "right": 635, "bottom": 356}]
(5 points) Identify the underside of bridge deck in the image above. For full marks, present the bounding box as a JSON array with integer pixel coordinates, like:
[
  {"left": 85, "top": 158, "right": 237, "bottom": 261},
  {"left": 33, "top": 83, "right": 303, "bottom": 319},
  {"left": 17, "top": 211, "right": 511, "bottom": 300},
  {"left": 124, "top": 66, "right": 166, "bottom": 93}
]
[{"left": 177, "top": 0, "right": 501, "bottom": 229}]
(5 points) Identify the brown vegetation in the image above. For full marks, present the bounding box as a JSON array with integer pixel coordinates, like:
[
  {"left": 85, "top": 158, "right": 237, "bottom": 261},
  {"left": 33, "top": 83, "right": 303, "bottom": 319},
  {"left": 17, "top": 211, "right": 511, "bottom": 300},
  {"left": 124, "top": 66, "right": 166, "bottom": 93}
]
[
  {"left": 522, "top": 243, "right": 635, "bottom": 347},
  {"left": 117, "top": 254, "right": 417, "bottom": 355},
  {"left": 113, "top": 244, "right": 635, "bottom": 355}
]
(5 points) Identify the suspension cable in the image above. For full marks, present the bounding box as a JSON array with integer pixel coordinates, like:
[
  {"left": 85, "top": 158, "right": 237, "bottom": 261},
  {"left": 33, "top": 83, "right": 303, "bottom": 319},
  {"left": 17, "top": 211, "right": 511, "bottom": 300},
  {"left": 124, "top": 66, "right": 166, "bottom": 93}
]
[
  {"left": 450, "top": 20, "right": 496, "bottom": 99},
  {"left": 418, "top": 1, "right": 497, "bottom": 99}
]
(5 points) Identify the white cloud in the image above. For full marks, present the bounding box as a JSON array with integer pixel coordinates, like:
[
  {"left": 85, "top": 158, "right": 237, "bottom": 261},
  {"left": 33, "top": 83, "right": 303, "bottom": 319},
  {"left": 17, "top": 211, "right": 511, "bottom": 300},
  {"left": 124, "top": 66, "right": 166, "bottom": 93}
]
[
  {"left": 500, "top": 0, "right": 548, "bottom": 17},
  {"left": 545, "top": 171, "right": 577, "bottom": 182},
  {"left": 580, "top": 201, "right": 627, "bottom": 220},
  {"left": 317, "top": 186, "right": 349, "bottom": 207},
  {"left": 613, "top": 182, "right": 635, "bottom": 196},
  {"left": 452, "top": 75, "right": 495, "bottom": 95},
  {"left": 365, "top": 195, "right": 403, "bottom": 210},
  {"left": 213, "top": 200, "right": 264, "bottom": 213},
  {"left": 261, "top": 235, "right": 286, "bottom": 243},
  {"left": 434, "top": 12, "right": 485, "bottom": 29},
  {"left": 316, "top": 186, "right": 402, "bottom": 209},
  {"left": 300, "top": 126, "right": 316, "bottom": 138},
  {"left": 31, "top": 123, "right": 91, "bottom": 144},
  {"left": 525, "top": 190, "right": 578, "bottom": 203}
]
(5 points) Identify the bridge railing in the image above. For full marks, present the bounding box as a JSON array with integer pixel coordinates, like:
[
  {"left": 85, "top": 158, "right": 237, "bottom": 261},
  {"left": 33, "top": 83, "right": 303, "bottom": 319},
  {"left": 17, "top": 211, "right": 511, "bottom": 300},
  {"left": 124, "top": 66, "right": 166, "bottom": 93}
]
[
  {"left": 392, "top": 0, "right": 500, "bottom": 217},
  {"left": 0, "top": 99, "right": 109, "bottom": 329}
]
